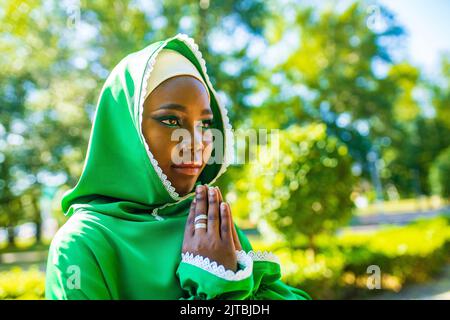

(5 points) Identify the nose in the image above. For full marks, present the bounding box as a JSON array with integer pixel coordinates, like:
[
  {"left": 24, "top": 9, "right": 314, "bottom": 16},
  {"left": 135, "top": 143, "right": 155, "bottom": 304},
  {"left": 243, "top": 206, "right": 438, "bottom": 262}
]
[{"left": 179, "top": 127, "right": 205, "bottom": 161}]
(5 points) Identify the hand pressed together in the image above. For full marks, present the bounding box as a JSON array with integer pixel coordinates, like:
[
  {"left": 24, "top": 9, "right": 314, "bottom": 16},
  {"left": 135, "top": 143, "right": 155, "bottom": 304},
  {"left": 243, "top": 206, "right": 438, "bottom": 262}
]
[{"left": 182, "top": 185, "right": 243, "bottom": 272}]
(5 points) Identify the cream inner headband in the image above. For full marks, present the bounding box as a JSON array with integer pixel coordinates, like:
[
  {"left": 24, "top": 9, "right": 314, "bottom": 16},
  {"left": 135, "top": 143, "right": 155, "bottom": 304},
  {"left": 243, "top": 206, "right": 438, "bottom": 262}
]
[{"left": 144, "top": 48, "right": 210, "bottom": 102}]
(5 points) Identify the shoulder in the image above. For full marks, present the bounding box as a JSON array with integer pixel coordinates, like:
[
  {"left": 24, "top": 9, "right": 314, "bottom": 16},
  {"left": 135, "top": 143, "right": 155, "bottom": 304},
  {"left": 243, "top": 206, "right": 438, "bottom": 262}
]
[
  {"left": 45, "top": 211, "right": 118, "bottom": 300},
  {"left": 48, "top": 211, "right": 114, "bottom": 265}
]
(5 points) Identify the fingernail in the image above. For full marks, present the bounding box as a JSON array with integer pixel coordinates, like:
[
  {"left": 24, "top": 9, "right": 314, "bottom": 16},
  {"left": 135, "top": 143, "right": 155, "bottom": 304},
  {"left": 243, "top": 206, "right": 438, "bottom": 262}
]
[
  {"left": 220, "top": 202, "right": 226, "bottom": 211},
  {"left": 208, "top": 188, "right": 214, "bottom": 196},
  {"left": 196, "top": 185, "right": 202, "bottom": 192}
]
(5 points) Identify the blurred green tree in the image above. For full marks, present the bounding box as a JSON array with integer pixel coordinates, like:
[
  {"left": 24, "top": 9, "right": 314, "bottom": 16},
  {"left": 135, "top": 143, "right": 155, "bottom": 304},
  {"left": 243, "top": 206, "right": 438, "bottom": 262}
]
[
  {"left": 429, "top": 146, "right": 450, "bottom": 200},
  {"left": 382, "top": 56, "right": 450, "bottom": 197},
  {"left": 243, "top": 2, "right": 407, "bottom": 198},
  {"left": 0, "top": 0, "right": 271, "bottom": 241},
  {"left": 235, "top": 123, "right": 355, "bottom": 253},
  {"left": 0, "top": 0, "right": 449, "bottom": 248}
]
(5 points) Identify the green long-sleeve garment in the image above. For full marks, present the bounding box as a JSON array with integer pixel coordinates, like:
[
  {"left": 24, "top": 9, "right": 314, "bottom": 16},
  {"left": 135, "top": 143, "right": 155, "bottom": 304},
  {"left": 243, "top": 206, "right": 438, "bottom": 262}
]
[
  {"left": 45, "top": 33, "right": 311, "bottom": 300},
  {"left": 45, "top": 202, "right": 311, "bottom": 300}
]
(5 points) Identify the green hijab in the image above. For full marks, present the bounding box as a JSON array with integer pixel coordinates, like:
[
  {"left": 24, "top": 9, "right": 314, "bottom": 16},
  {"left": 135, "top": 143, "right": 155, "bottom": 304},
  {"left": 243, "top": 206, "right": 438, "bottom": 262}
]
[
  {"left": 45, "top": 33, "right": 311, "bottom": 300},
  {"left": 60, "top": 33, "right": 232, "bottom": 221}
]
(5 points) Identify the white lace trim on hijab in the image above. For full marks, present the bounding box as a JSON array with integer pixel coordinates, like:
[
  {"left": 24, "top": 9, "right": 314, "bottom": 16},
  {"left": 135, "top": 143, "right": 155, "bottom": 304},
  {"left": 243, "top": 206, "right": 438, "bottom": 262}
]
[{"left": 138, "top": 33, "right": 233, "bottom": 205}]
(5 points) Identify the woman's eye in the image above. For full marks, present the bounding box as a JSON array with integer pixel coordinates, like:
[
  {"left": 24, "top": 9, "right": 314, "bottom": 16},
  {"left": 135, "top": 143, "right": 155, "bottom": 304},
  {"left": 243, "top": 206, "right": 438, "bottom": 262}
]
[
  {"left": 160, "top": 118, "right": 179, "bottom": 127},
  {"left": 201, "top": 119, "right": 213, "bottom": 129}
]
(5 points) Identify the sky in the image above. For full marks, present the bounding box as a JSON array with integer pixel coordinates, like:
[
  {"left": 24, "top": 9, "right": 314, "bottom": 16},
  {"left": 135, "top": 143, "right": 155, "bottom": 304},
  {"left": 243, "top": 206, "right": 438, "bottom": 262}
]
[
  {"left": 277, "top": 0, "right": 450, "bottom": 76},
  {"left": 377, "top": 0, "right": 450, "bottom": 75},
  {"left": 64, "top": 0, "right": 450, "bottom": 77},
  {"left": 310, "top": 0, "right": 450, "bottom": 76}
]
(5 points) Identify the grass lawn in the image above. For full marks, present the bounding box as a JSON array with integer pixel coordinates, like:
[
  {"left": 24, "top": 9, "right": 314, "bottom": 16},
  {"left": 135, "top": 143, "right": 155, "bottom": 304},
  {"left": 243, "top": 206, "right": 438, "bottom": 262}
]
[
  {"left": 355, "top": 196, "right": 448, "bottom": 216},
  {"left": 0, "top": 238, "right": 50, "bottom": 255}
]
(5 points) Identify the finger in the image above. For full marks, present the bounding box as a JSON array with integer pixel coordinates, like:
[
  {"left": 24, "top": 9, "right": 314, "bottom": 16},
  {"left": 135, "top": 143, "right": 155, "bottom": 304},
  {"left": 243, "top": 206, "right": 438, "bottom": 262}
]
[
  {"left": 215, "top": 187, "right": 224, "bottom": 235},
  {"left": 207, "top": 187, "right": 220, "bottom": 237},
  {"left": 215, "top": 186, "right": 223, "bottom": 203},
  {"left": 184, "top": 197, "right": 196, "bottom": 240},
  {"left": 227, "top": 203, "right": 242, "bottom": 250},
  {"left": 194, "top": 185, "right": 208, "bottom": 235},
  {"left": 215, "top": 187, "right": 241, "bottom": 250},
  {"left": 220, "top": 202, "right": 233, "bottom": 245}
]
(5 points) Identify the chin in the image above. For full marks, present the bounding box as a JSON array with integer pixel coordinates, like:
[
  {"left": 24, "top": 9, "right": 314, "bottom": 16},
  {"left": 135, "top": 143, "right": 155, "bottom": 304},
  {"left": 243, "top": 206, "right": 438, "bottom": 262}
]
[
  {"left": 174, "top": 186, "right": 194, "bottom": 197},
  {"left": 171, "top": 179, "right": 197, "bottom": 197},
  {"left": 169, "top": 166, "right": 205, "bottom": 196}
]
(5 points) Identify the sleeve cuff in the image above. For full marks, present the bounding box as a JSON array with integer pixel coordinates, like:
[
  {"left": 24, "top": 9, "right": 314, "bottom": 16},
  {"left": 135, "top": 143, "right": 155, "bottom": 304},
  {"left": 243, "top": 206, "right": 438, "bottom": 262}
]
[
  {"left": 176, "top": 250, "right": 254, "bottom": 299},
  {"left": 246, "top": 251, "right": 312, "bottom": 300},
  {"left": 180, "top": 250, "right": 253, "bottom": 281},
  {"left": 247, "top": 250, "right": 282, "bottom": 292},
  {"left": 247, "top": 250, "right": 280, "bottom": 264}
]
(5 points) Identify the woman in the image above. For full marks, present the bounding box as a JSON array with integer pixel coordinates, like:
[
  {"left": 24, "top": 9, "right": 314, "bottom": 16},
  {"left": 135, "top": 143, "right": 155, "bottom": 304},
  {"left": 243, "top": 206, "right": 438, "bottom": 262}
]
[{"left": 45, "top": 33, "right": 311, "bottom": 300}]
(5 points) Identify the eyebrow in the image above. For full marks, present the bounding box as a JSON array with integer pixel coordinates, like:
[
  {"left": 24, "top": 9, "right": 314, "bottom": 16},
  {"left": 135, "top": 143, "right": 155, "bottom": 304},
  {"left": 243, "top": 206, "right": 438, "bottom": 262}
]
[{"left": 158, "top": 103, "right": 213, "bottom": 116}]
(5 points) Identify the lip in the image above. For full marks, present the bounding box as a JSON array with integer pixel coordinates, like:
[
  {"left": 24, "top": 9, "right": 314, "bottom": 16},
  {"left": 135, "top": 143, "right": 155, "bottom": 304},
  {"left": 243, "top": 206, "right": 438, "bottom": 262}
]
[{"left": 171, "top": 163, "right": 202, "bottom": 176}]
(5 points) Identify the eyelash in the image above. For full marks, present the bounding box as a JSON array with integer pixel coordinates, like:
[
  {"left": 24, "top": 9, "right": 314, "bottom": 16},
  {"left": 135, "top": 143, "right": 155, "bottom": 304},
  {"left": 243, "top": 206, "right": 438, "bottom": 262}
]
[{"left": 157, "top": 116, "right": 213, "bottom": 129}]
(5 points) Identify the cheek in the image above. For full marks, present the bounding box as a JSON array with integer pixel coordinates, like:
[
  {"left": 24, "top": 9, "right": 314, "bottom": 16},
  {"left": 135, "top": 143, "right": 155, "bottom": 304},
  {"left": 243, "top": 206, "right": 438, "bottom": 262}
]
[
  {"left": 142, "top": 126, "right": 175, "bottom": 164},
  {"left": 203, "top": 141, "right": 213, "bottom": 161}
]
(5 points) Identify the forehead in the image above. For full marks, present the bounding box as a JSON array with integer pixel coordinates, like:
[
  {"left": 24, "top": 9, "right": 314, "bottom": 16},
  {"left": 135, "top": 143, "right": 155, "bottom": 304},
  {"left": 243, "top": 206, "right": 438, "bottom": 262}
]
[{"left": 144, "top": 75, "right": 211, "bottom": 113}]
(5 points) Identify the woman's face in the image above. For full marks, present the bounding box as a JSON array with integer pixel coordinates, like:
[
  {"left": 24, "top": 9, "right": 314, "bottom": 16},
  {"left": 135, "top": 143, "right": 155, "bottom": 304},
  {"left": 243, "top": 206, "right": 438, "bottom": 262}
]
[{"left": 142, "top": 75, "right": 214, "bottom": 196}]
